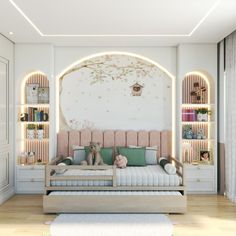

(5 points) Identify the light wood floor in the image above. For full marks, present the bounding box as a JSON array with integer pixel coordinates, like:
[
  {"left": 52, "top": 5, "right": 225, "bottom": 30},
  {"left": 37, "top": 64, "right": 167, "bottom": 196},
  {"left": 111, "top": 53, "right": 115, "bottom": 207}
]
[{"left": 0, "top": 195, "right": 235, "bottom": 236}]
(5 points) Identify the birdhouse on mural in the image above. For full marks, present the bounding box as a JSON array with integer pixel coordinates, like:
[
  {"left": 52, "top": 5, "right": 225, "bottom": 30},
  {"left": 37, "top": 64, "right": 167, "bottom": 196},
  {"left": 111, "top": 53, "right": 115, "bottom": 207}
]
[{"left": 130, "top": 82, "right": 144, "bottom": 96}]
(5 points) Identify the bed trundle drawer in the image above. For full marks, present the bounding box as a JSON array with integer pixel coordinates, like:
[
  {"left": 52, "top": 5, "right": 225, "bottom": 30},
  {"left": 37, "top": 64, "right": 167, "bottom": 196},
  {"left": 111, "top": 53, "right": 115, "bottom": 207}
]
[{"left": 43, "top": 192, "right": 187, "bottom": 214}]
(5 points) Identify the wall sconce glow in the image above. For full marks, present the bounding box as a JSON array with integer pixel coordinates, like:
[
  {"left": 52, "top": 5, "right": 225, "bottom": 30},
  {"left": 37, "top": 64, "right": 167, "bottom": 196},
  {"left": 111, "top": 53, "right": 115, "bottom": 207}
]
[
  {"left": 9, "top": 31, "right": 14, "bottom": 35},
  {"left": 9, "top": 0, "right": 221, "bottom": 37},
  {"left": 56, "top": 51, "right": 176, "bottom": 156}
]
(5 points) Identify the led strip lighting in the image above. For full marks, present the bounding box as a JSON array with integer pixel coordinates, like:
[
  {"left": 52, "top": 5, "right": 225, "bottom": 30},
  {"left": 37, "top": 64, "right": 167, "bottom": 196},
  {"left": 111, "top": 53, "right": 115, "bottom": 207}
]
[{"left": 9, "top": 0, "right": 221, "bottom": 37}]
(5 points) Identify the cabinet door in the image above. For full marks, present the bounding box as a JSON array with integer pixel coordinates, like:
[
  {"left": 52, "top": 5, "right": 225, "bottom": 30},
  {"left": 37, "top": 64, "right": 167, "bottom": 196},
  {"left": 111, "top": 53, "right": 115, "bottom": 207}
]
[{"left": 0, "top": 57, "right": 10, "bottom": 193}]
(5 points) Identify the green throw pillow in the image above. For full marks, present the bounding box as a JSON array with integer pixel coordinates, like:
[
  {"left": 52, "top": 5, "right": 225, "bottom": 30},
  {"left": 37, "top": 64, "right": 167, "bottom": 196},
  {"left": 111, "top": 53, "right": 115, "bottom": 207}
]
[
  {"left": 84, "top": 146, "right": 113, "bottom": 165},
  {"left": 100, "top": 148, "right": 113, "bottom": 165},
  {"left": 117, "top": 147, "right": 146, "bottom": 166}
]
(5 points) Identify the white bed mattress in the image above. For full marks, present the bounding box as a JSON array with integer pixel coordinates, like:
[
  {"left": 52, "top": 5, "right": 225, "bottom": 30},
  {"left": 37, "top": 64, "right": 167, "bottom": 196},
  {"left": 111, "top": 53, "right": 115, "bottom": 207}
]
[
  {"left": 51, "top": 165, "right": 181, "bottom": 187},
  {"left": 49, "top": 191, "right": 182, "bottom": 196}
]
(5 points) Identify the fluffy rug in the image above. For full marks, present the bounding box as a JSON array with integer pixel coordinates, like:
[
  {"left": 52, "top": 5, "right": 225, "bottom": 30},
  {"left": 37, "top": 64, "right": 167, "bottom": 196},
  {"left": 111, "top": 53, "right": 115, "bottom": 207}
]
[{"left": 50, "top": 214, "right": 173, "bottom": 236}]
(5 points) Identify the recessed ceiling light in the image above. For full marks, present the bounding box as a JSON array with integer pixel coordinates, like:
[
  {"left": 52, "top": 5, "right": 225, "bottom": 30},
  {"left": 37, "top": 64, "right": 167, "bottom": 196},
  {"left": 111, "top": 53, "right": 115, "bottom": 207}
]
[{"left": 9, "top": 31, "right": 14, "bottom": 35}]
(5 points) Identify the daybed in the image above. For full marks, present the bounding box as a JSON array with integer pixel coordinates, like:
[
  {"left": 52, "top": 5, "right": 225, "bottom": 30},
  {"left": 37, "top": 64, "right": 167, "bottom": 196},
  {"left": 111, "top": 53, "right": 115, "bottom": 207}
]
[{"left": 43, "top": 130, "right": 186, "bottom": 213}]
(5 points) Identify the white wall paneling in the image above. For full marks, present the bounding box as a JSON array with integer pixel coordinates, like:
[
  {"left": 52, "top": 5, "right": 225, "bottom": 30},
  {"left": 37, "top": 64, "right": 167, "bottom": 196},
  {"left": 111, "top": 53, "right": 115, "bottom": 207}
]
[{"left": 0, "top": 35, "right": 14, "bottom": 204}]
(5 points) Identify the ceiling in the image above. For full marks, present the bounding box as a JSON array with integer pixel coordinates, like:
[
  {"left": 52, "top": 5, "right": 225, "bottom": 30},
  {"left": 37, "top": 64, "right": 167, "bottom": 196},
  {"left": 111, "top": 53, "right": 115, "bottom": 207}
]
[{"left": 0, "top": 0, "right": 236, "bottom": 46}]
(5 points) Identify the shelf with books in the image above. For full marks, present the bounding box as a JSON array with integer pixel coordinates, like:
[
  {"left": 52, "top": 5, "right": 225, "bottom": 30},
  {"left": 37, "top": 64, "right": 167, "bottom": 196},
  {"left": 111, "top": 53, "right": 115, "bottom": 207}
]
[
  {"left": 19, "top": 121, "right": 49, "bottom": 124},
  {"left": 181, "top": 72, "right": 217, "bottom": 193},
  {"left": 17, "top": 72, "right": 50, "bottom": 165}
]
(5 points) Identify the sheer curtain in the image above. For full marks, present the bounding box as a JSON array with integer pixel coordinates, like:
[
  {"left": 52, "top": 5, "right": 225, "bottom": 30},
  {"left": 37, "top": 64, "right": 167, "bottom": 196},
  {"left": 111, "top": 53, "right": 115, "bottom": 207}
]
[{"left": 225, "top": 30, "right": 236, "bottom": 203}]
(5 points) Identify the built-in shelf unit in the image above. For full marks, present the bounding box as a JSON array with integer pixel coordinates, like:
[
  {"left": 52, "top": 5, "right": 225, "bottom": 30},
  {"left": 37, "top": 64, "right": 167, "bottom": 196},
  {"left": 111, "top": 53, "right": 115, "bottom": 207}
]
[{"left": 181, "top": 72, "right": 217, "bottom": 194}]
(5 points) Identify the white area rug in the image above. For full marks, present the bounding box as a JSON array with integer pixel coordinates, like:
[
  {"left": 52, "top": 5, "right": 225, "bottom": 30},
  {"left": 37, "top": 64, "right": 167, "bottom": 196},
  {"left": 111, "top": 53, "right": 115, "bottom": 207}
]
[{"left": 50, "top": 214, "right": 173, "bottom": 236}]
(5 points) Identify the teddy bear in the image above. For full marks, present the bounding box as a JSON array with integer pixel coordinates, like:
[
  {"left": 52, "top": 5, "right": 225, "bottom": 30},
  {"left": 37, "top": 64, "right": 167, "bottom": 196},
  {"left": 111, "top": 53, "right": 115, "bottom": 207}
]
[
  {"left": 114, "top": 155, "right": 128, "bottom": 168},
  {"left": 81, "top": 142, "right": 104, "bottom": 166}
]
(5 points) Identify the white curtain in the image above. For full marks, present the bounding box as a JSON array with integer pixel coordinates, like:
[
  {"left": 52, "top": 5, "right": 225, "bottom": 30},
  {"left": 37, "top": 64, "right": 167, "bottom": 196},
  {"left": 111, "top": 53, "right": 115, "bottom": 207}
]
[{"left": 225, "top": 31, "right": 236, "bottom": 202}]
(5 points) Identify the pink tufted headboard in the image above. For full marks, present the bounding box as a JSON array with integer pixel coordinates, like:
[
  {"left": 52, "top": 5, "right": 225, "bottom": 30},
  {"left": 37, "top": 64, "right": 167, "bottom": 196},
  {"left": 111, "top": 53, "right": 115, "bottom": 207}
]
[{"left": 57, "top": 130, "right": 172, "bottom": 158}]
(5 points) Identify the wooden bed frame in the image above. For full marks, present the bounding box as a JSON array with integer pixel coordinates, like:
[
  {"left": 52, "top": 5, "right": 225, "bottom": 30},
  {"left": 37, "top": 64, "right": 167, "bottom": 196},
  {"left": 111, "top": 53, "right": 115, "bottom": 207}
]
[{"left": 43, "top": 130, "right": 186, "bottom": 213}]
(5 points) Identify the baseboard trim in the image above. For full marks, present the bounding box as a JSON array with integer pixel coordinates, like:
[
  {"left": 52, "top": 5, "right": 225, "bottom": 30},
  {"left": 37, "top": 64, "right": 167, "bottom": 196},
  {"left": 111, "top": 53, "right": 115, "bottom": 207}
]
[{"left": 0, "top": 186, "right": 14, "bottom": 205}]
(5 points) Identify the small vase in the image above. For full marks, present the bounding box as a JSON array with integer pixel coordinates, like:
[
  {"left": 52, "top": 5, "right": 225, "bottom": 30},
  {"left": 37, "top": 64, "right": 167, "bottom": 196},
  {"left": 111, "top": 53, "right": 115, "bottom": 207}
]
[
  {"left": 19, "top": 152, "right": 27, "bottom": 165},
  {"left": 27, "top": 129, "right": 35, "bottom": 139},
  {"left": 201, "top": 113, "right": 208, "bottom": 121},
  {"left": 37, "top": 130, "right": 44, "bottom": 140}
]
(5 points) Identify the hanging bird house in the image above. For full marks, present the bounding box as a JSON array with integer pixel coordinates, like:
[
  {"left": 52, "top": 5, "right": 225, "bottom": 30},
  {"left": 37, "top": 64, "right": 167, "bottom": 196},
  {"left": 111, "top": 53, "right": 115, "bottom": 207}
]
[{"left": 130, "top": 82, "right": 144, "bottom": 96}]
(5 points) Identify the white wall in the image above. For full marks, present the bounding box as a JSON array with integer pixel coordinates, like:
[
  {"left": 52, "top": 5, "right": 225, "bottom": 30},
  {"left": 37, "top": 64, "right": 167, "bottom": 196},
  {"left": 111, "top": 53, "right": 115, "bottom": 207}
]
[
  {"left": 14, "top": 43, "right": 217, "bottom": 159},
  {"left": 54, "top": 47, "right": 177, "bottom": 77},
  {"left": 0, "top": 34, "right": 14, "bottom": 204}
]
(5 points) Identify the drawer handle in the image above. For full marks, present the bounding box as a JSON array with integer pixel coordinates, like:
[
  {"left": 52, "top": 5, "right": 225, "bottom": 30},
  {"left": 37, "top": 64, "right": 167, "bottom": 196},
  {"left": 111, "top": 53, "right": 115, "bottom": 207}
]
[
  {"left": 30, "top": 179, "right": 35, "bottom": 182},
  {"left": 197, "top": 166, "right": 201, "bottom": 170},
  {"left": 30, "top": 166, "right": 35, "bottom": 170},
  {"left": 197, "top": 179, "right": 201, "bottom": 182}
]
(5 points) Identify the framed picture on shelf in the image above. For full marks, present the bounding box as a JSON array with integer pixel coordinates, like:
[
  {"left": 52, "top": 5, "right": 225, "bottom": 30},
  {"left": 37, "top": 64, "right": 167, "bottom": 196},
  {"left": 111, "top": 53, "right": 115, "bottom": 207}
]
[
  {"left": 25, "top": 83, "right": 39, "bottom": 104},
  {"left": 199, "top": 150, "right": 212, "bottom": 164},
  {"left": 38, "top": 87, "right": 49, "bottom": 104}
]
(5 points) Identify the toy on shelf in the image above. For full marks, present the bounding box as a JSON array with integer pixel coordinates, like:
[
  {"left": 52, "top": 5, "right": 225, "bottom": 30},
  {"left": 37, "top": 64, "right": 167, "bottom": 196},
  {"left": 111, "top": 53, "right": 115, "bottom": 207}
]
[{"left": 197, "top": 128, "right": 206, "bottom": 139}]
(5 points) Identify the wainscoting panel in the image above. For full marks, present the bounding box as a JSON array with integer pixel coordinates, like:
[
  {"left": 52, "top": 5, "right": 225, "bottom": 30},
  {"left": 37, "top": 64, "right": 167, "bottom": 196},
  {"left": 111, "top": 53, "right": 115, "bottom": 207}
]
[{"left": 0, "top": 153, "right": 9, "bottom": 190}]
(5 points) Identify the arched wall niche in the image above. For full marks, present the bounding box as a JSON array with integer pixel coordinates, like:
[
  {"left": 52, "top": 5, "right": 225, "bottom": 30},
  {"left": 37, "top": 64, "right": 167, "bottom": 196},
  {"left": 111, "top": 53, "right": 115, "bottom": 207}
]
[
  {"left": 56, "top": 52, "right": 176, "bottom": 154},
  {"left": 18, "top": 71, "right": 50, "bottom": 163},
  {"left": 181, "top": 70, "right": 216, "bottom": 164},
  {"left": 182, "top": 71, "right": 215, "bottom": 104}
]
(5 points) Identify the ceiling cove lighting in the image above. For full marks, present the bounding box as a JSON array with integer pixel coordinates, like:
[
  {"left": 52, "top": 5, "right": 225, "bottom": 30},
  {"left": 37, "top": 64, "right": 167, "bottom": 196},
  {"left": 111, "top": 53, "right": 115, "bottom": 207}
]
[{"left": 9, "top": 0, "right": 221, "bottom": 37}]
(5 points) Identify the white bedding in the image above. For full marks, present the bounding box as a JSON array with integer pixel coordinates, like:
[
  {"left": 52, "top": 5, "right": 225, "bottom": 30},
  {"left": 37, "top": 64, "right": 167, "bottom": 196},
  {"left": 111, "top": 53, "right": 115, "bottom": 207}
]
[{"left": 51, "top": 165, "right": 181, "bottom": 187}]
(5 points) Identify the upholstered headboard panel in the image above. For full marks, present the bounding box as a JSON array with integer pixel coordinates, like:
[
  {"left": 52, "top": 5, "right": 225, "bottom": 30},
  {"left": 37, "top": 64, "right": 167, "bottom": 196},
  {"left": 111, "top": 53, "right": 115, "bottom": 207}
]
[{"left": 57, "top": 130, "right": 172, "bottom": 158}]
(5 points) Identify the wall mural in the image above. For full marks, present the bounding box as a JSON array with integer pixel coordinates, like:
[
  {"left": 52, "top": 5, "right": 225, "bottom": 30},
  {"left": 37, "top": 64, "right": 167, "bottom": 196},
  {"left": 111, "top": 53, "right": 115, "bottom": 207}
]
[{"left": 59, "top": 54, "right": 172, "bottom": 131}]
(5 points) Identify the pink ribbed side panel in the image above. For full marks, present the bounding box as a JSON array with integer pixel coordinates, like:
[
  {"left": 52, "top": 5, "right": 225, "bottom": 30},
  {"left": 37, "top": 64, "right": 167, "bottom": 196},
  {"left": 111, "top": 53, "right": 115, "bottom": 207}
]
[
  {"left": 92, "top": 131, "right": 103, "bottom": 146},
  {"left": 68, "top": 131, "right": 80, "bottom": 156},
  {"left": 161, "top": 130, "right": 172, "bottom": 157},
  {"left": 115, "top": 131, "right": 126, "bottom": 147},
  {"left": 80, "top": 129, "right": 92, "bottom": 146},
  {"left": 104, "top": 131, "right": 115, "bottom": 147},
  {"left": 149, "top": 131, "right": 161, "bottom": 157},
  {"left": 57, "top": 131, "right": 69, "bottom": 157},
  {"left": 182, "top": 74, "right": 208, "bottom": 104},
  {"left": 138, "top": 131, "right": 149, "bottom": 147},
  {"left": 126, "top": 131, "right": 138, "bottom": 146}
]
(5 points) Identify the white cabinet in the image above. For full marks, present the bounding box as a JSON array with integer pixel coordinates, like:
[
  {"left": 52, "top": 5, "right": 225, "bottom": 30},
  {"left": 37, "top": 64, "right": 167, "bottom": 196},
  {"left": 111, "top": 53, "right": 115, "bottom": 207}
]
[
  {"left": 185, "top": 164, "right": 216, "bottom": 194},
  {"left": 16, "top": 165, "right": 45, "bottom": 194}
]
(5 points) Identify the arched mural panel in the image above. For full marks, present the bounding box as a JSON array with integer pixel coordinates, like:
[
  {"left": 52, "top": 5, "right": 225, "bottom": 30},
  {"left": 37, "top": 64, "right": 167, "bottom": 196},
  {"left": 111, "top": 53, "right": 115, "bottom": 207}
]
[{"left": 59, "top": 53, "right": 173, "bottom": 131}]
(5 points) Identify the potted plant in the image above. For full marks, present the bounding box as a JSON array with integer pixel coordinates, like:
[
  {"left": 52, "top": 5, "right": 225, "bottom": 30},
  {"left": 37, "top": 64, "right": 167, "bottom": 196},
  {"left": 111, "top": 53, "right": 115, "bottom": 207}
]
[
  {"left": 196, "top": 108, "right": 211, "bottom": 121},
  {"left": 36, "top": 124, "right": 44, "bottom": 140},
  {"left": 27, "top": 124, "right": 35, "bottom": 139}
]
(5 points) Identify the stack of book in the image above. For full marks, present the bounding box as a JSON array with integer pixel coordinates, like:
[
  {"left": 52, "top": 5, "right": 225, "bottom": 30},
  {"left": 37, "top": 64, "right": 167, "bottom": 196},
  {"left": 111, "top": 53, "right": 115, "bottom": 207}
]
[
  {"left": 27, "top": 107, "right": 45, "bottom": 122},
  {"left": 182, "top": 108, "right": 196, "bottom": 121}
]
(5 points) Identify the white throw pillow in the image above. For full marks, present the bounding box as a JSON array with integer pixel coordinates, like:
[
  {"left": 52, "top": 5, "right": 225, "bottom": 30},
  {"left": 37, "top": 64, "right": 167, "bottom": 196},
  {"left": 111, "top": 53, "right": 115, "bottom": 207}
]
[
  {"left": 73, "top": 145, "right": 86, "bottom": 165},
  {"left": 145, "top": 147, "right": 158, "bottom": 165}
]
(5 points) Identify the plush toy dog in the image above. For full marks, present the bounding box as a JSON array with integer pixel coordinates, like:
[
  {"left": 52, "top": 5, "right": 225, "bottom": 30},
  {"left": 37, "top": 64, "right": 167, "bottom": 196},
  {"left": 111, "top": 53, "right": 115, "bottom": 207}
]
[
  {"left": 114, "top": 155, "right": 127, "bottom": 168},
  {"left": 81, "top": 142, "right": 104, "bottom": 166}
]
